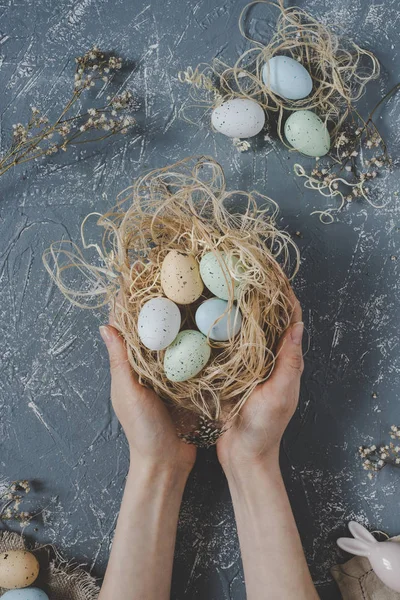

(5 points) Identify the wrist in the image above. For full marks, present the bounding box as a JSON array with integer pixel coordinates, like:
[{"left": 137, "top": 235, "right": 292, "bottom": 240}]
[
  {"left": 128, "top": 454, "right": 192, "bottom": 489},
  {"left": 221, "top": 448, "right": 281, "bottom": 483}
]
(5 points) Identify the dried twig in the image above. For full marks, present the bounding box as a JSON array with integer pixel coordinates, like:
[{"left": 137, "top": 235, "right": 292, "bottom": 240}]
[
  {"left": 0, "top": 47, "right": 137, "bottom": 178},
  {"left": 359, "top": 425, "right": 400, "bottom": 479},
  {"left": 0, "top": 480, "right": 32, "bottom": 528},
  {"left": 295, "top": 83, "right": 400, "bottom": 222}
]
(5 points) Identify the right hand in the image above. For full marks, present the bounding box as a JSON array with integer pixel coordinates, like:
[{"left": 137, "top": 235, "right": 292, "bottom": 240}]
[{"left": 100, "top": 324, "right": 197, "bottom": 475}]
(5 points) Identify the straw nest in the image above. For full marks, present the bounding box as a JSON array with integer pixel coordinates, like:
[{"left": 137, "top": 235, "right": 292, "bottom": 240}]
[
  {"left": 179, "top": 0, "right": 379, "bottom": 144},
  {"left": 43, "top": 156, "right": 299, "bottom": 446}
]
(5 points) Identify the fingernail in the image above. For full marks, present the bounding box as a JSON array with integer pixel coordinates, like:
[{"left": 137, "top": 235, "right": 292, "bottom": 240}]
[
  {"left": 99, "top": 325, "right": 113, "bottom": 345},
  {"left": 290, "top": 322, "right": 304, "bottom": 346}
]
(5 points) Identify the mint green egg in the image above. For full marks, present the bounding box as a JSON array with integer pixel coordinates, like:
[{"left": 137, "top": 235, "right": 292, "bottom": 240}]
[
  {"left": 164, "top": 330, "right": 211, "bottom": 382},
  {"left": 199, "top": 252, "right": 243, "bottom": 300},
  {"left": 284, "top": 110, "right": 330, "bottom": 157}
]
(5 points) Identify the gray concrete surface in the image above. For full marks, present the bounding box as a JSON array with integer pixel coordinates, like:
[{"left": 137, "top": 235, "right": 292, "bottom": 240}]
[{"left": 1, "top": 1, "right": 399, "bottom": 598}]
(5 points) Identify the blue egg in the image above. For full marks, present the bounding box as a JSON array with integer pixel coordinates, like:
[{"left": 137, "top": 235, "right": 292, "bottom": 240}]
[
  {"left": 195, "top": 297, "right": 242, "bottom": 342},
  {"left": 1, "top": 589, "right": 49, "bottom": 600},
  {"left": 262, "top": 56, "right": 312, "bottom": 100}
]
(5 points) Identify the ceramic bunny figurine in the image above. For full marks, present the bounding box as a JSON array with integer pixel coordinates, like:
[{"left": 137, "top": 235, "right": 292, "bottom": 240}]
[{"left": 337, "top": 521, "right": 400, "bottom": 593}]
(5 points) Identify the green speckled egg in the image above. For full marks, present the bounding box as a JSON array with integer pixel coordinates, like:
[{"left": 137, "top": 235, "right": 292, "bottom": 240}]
[
  {"left": 164, "top": 330, "right": 211, "bottom": 382},
  {"left": 284, "top": 110, "right": 330, "bottom": 157},
  {"left": 199, "top": 252, "right": 243, "bottom": 300}
]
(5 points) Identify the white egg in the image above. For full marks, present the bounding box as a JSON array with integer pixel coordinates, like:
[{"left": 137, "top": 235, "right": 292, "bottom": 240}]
[
  {"left": 199, "top": 251, "right": 243, "bottom": 300},
  {"left": 211, "top": 98, "right": 265, "bottom": 138},
  {"left": 195, "top": 298, "right": 242, "bottom": 342},
  {"left": 284, "top": 110, "right": 330, "bottom": 157},
  {"left": 138, "top": 297, "right": 181, "bottom": 351},
  {"left": 164, "top": 330, "right": 211, "bottom": 382},
  {"left": 262, "top": 56, "right": 312, "bottom": 100}
]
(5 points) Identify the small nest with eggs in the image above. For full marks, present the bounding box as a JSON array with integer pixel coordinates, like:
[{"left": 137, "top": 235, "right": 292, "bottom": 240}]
[
  {"left": 43, "top": 156, "right": 299, "bottom": 446},
  {"left": 179, "top": 0, "right": 379, "bottom": 144}
]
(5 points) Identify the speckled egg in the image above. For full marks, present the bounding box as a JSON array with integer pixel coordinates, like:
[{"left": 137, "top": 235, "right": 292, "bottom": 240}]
[
  {"left": 138, "top": 297, "right": 181, "bottom": 351},
  {"left": 199, "top": 252, "right": 243, "bottom": 300},
  {"left": 211, "top": 98, "right": 265, "bottom": 138},
  {"left": 161, "top": 250, "right": 203, "bottom": 305},
  {"left": 164, "top": 330, "right": 211, "bottom": 382},
  {"left": 195, "top": 297, "right": 242, "bottom": 342},
  {"left": 262, "top": 56, "right": 312, "bottom": 100},
  {"left": 284, "top": 110, "right": 330, "bottom": 157},
  {"left": 2, "top": 588, "right": 49, "bottom": 600},
  {"left": 0, "top": 550, "right": 39, "bottom": 589}
]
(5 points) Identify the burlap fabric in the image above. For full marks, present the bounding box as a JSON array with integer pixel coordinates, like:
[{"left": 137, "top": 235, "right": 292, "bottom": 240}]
[
  {"left": 331, "top": 535, "right": 400, "bottom": 600},
  {"left": 0, "top": 532, "right": 99, "bottom": 599}
]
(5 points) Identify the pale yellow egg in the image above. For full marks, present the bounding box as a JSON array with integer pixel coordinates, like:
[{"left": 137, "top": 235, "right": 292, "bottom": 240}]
[
  {"left": 160, "top": 250, "right": 203, "bottom": 305},
  {"left": 0, "top": 550, "right": 39, "bottom": 589}
]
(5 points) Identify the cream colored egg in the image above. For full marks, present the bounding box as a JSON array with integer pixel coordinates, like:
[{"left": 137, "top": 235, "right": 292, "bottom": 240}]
[
  {"left": 164, "top": 330, "right": 211, "bottom": 382},
  {"left": 284, "top": 110, "right": 330, "bottom": 157},
  {"left": 161, "top": 250, "right": 203, "bottom": 305},
  {"left": 199, "top": 252, "right": 243, "bottom": 300},
  {"left": 0, "top": 550, "right": 39, "bottom": 589}
]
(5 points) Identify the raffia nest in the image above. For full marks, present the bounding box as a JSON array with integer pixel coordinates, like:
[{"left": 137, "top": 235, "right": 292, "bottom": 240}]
[
  {"left": 179, "top": 0, "right": 379, "bottom": 144},
  {"left": 43, "top": 156, "right": 299, "bottom": 446}
]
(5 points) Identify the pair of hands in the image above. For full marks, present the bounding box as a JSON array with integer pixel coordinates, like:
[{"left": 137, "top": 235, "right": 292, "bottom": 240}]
[{"left": 99, "top": 296, "right": 304, "bottom": 477}]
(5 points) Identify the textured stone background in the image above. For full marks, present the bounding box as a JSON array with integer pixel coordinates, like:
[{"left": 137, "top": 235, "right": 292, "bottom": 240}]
[{"left": 0, "top": 1, "right": 399, "bottom": 599}]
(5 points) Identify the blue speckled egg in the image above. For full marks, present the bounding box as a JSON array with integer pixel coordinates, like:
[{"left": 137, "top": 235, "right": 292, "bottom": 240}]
[
  {"left": 284, "top": 110, "right": 330, "bottom": 157},
  {"left": 195, "top": 298, "right": 242, "bottom": 341},
  {"left": 1, "top": 589, "right": 49, "bottom": 600},
  {"left": 164, "top": 330, "right": 211, "bottom": 382},
  {"left": 211, "top": 98, "right": 265, "bottom": 139},
  {"left": 262, "top": 56, "right": 312, "bottom": 100}
]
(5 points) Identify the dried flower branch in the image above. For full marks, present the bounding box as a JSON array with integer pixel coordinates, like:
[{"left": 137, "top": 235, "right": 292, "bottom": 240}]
[
  {"left": 0, "top": 480, "right": 32, "bottom": 528},
  {"left": 359, "top": 425, "right": 400, "bottom": 479},
  {"left": 0, "top": 47, "right": 137, "bottom": 178},
  {"left": 295, "top": 83, "right": 400, "bottom": 223}
]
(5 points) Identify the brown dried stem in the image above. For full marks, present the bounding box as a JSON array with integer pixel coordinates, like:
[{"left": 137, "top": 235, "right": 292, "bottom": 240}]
[{"left": 0, "top": 47, "right": 137, "bottom": 178}]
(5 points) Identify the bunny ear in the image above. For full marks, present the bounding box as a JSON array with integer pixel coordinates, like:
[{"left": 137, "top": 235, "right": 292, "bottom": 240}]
[
  {"left": 348, "top": 521, "right": 377, "bottom": 544},
  {"left": 337, "top": 538, "right": 371, "bottom": 557}
]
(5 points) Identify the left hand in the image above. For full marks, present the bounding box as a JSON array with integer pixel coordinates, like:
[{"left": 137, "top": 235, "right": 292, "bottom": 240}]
[{"left": 217, "top": 294, "right": 303, "bottom": 473}]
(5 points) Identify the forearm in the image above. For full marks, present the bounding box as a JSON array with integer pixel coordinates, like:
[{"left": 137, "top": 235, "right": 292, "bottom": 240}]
[
  {"left": 99, "top": 459, "right": 189, "bottom": 600},
  {"left": 225, "top": 456, "right": 319, "bottom": 600}
]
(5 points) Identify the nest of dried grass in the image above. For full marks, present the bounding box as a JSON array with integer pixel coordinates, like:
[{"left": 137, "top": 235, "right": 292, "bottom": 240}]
[
  {"left": 179, "top": 0, "right": 379, "bottom": 145},
  {"left": 43, "top": 156, "right": 298, "bottom": 445}
]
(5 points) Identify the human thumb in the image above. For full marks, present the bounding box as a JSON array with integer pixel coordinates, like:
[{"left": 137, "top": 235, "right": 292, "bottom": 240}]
[
  {"left": 273, "top": 321, "right": 304, "bottom": 379},
  {"left": 99, "top": 325, "right": 137, "bottom": 387}
]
